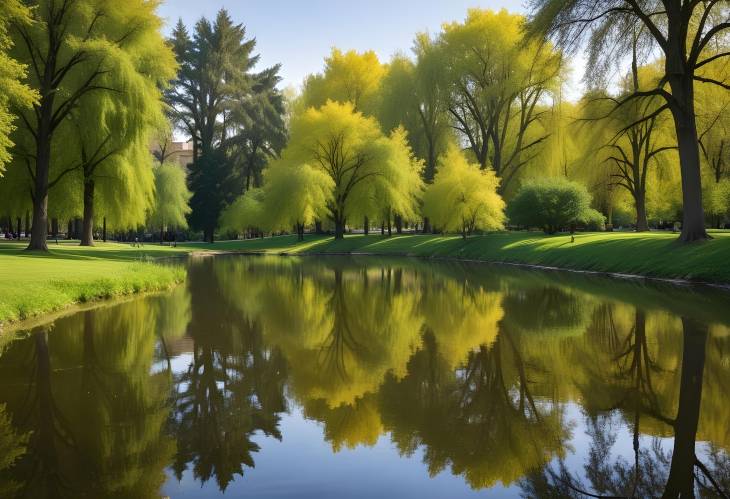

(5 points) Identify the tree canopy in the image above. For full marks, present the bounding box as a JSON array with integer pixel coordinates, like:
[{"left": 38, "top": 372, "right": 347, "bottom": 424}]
[{"left": 422, "top": 144, "right": 505, "bottom": 238}]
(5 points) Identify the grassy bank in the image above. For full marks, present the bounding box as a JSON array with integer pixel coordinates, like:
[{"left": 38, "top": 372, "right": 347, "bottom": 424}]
[
  {"left": 186, "top": 231, "right": 730, "bottom": 285},
  {"left": 0, "top": 241, "right": 186, "bottom": 327},
  {"left": 1, "top": 230, "right": 727, "bottom": 326}
]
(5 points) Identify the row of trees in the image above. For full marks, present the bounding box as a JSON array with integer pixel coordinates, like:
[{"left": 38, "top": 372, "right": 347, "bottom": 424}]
[
  {"left": 1, "top": 3, "right": 728, "bottom": 247},
  {"left": 0, "top": 4, "right": 287, "bottom": 249},
  {"left": 0, "top": 0, "right": 182, "bottom": 249},
  {"left": 220, "top": 5, "right": 730, "bottom": 242}
]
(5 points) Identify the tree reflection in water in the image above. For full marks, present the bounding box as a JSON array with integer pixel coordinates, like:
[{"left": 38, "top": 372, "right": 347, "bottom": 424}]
[{"left": 0, "top": 256, "right": 727, "bottom": 498}]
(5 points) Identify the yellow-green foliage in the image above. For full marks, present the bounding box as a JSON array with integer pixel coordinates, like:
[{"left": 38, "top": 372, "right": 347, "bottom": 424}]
[
  {"left": 222, "top": 106, "right": 424, "bottom": 235},
  {"left": 302, "top": 48, "right": 385, "bottom": 115},
  {"left": 437, "top": 9, "right": 561, "bottom": 187},
  {"left": 0, "top": 0, "right": 36, "bottom": 173},
  {"left": 1, "top": 0, "right": 176, "bottom": 233},
  {"left": 423, "top": 144, "right": 505, "bottom": 234},
  {"left": 704, "top": 179, "right": 730, "bottom": 221},
  {"left": 259, "top": 160, "right": 333, "bottom": 231},
  {"left": 219, "top": 188, "right": 266, "bottom": 233},
  {"left": 148, "top": 162, "right": 192, "bottom": 230}
]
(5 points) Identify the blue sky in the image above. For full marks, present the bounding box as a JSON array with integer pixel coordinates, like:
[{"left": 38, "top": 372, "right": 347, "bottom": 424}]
[{"left": 157, "top": 0, "right": 532, "bottom": 91}]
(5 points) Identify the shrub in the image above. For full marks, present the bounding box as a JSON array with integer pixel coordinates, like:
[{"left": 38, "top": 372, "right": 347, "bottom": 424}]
[{"left": 508, "top": 177, "right": 604, "bottom": 234}]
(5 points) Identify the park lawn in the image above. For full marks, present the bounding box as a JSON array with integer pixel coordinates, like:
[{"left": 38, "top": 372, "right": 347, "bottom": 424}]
[
  {"left": 0, "top": 240, "right": 186, "bottom": 326},
  {"left": 205, "top": 230, "right": 730, "bottom": 284}
]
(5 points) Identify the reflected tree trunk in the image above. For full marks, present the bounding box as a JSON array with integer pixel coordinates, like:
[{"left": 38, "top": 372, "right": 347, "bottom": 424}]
[{"left": 662, "top": 317, "right": 708, "bottom": 498}]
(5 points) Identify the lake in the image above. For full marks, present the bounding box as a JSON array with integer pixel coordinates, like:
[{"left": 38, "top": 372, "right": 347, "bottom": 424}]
[{"left": 0, "top": 255, "right": 728, "bottom": 498}]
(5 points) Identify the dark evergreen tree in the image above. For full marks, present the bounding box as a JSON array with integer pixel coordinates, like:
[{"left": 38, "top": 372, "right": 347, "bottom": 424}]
[{"left": 166, "top": 10, "right": 286, "bottom": 242}]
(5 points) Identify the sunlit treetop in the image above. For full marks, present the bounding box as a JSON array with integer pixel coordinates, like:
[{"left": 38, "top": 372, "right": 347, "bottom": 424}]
[{"left": 301, "top": 48, "right": 386, "bottom": 115}]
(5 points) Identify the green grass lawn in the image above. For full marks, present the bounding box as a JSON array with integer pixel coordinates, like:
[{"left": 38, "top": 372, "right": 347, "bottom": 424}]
[
  {"left": 187, "top": 230, "right": 730, "bottom": 284},
  {"left": 1, "top": 230, "right": 727, "bottom": 327},
  {"left": 0, "top": 240, "right": 186, "bottom": 327}
]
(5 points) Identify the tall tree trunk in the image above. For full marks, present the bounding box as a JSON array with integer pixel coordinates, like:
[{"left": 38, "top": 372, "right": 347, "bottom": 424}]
[
  {"left": 363, "top": 216, "right": 369, "bottom": 236},
  {"left": 315, "top": 220, "right": 323, "bottom": 234},
  {"left": 51, "top": 218, "right": 58, "bottom": 241},
  {"left": 662, "top": 316, "right": 708, "bottom": 498},
  {"left": 80, "top": 176, "right": 95, "bottom": 246},
  {"left": 635, "top": 190, "right": 649, "bottom": 232},
  {"left": 666, "top": 65, "right": 708, "bottom": 241},
  {"left": 27, "top": 90, "right": 56, "bottom": 251},
  {"left": 102, "top": 217, "right": 107, "bottom": 242},
  {"left": 16, "top": 217, "right": 21, "bottom": 239},
  {"left": 334, "top": 212, "right": 345, "bottom": 240},
  {"left": 25, "top": 210, "right": 30, "bottom": 238},
  {"left": 423, "top": 217, "right": 431, "bottom": 234}
]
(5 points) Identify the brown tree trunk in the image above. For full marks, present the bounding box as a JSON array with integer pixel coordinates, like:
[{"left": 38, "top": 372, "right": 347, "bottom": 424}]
[
  {"left": 395, "top": 214, "right": 403, "bottom": 234},
  {"left": 80, "top": 177, "right": 95, "bottom": 246},
  {"left": 16, "top": 217, "right": 21, "bottom": 239},
  {"left": 635, "top": 190, "right": 649, "bottom": 232},
  {"left": 666, "top": 60, "right": 708, "bottom": 241},
  {"left": 25, "top": 210, "right": 30, "bottom": 238},
  {"left": 51, "top": 218, "right": 58, "bottom": 241},
  {"left": 423, "top": 217, "right": 431, "bottom": 234},
  {"left": 661, "top": 317, "right": 708, "bottom": 498},
  {"left": 334, "top": 214, "right": 345, "bottom": 240},
  {"left": 363, "top": 216, "right": 369, "bottom": 236},
  {"left": 27, "top": 90, "right": 55, "bottom": 251},
  {"left": 102, "top": 217, "right": 107, "bottom": 242}
]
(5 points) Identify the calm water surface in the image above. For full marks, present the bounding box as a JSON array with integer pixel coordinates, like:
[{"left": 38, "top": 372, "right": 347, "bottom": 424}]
[{"left": 0, "top": 256, "right": 728, "bottom": 498}]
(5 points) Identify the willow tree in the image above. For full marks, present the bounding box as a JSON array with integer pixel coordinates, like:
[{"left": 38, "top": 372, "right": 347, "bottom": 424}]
[
  {"left": 422, "top": 144, "right": 505, "bottom": 238},
  {"left": 5, "top": 0, "right": 169, "bottom": 250},
  {"left": 0, "top": 0, "right": 35, "bottom": 173},
  {"left": 437, "top": 9, "right": 562, "bottom": 192},
  {"left": 301, "top": 48, "right": 385, "bottom": 115},
  {"left": 528, "top": 1, "right": 730, "bottom": 242},
  {"left": 148, "top": 162, "right": 191, "bottom": 243},
  {"left": 218, "top": 187, "right": 265, "bottom": 236},
  {"left": 64, "top": 4, "right": 176, "bottom": 246},
  {"left": 378, "top": 39, "right": 451, "bottom": 183},
  {"left": 259, "top": 161, "right": 332, "bottom": 239},
  {"left": 283, "top": 101, "right": 414, "bottom": 239},
  {"left": 587, "top": 62, "right": 676, "bottom": 232}
]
